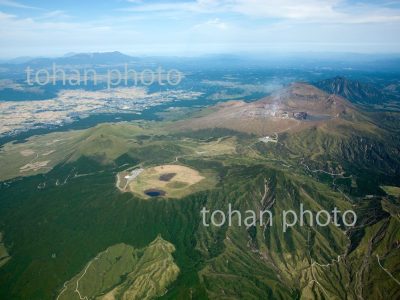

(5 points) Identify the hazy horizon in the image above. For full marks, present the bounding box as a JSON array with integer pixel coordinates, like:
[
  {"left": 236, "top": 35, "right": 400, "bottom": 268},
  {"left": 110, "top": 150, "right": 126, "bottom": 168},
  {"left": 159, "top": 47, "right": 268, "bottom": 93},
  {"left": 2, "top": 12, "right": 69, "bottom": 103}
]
[{"left": 2, "top": 50, "right": 400, "bottom": 61}]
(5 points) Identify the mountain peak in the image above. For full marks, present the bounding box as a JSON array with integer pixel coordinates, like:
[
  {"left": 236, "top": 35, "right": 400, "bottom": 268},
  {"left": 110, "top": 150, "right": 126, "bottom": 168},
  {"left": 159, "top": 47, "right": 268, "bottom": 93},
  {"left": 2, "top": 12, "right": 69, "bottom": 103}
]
[{"left": 314, "top": 76, "right": 387, "bottom": 104}]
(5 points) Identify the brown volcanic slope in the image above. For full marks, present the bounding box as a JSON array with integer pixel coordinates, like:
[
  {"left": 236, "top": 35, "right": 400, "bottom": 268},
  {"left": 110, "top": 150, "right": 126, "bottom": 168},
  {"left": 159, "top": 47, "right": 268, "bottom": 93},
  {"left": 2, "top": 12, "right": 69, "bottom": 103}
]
[{"left": 174, "top": 83, "right": 364, "bottom": 136}]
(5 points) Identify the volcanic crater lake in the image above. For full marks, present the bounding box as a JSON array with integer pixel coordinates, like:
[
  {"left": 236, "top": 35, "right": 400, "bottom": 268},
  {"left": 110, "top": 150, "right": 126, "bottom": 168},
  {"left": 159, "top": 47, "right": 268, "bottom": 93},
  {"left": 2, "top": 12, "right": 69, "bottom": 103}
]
[{"left": 144, "top": 189, "right": 166, "bottom": 197}]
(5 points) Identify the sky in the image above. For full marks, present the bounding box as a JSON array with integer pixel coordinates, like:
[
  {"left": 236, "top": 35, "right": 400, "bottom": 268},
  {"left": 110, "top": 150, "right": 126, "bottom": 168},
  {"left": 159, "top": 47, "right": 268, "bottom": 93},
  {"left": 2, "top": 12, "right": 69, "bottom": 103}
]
[{"left": 0, "top": 0, "right": 400, "bottom": 58}]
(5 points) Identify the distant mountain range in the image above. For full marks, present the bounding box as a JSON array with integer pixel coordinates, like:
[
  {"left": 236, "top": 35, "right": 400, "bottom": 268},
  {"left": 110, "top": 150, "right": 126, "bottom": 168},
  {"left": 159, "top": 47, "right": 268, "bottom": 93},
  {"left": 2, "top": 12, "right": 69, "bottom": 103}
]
[
  {"left": 314, "top": 76, "right": 396, "bottom": 105},
  {"left": 2, "top": 51, "right": 137, "bottom": 67},
  {"left": 3, "top": 52, "right": 400, "bottom": 71}
]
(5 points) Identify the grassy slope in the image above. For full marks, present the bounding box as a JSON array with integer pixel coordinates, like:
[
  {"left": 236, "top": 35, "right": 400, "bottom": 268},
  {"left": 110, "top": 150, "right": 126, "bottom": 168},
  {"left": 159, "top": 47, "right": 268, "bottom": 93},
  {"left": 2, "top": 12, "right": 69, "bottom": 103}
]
[
  {"left": 0, "top": 232, "right": 10, "bottom": 269},
  {"left": 57, "top": 236, "right": 179, "bottom": 300},
  {"left": 0, "top": 118, "right": 399, "bottom": 299},
  {"left": 195, "top": 166, "right": 352, "bottom": 299}
]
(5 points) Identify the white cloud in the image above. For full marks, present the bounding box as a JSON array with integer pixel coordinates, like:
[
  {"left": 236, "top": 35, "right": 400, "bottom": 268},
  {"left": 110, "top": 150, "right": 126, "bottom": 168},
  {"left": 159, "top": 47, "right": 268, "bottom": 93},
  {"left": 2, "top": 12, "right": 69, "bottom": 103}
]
[
  {"left": 193, "top": 18, "right": 228, "bottom": 30},
  {"left": 224, "top": 0, "right": 342, "bottom": 20},
  {"left": 0, "top": 11, "right": 143, "bottom": 57},
  {"left": 121, "top": 2, "right": 197, "bottom": 13},
  {"left": 33, "top": 10, "right": 71, "bottom": 21},
  {"left": 0, "top": 0, "right": 40, "bottom": 10},
  {"left": 122, "top": 0, "right": 400, "bottom": 24}
]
